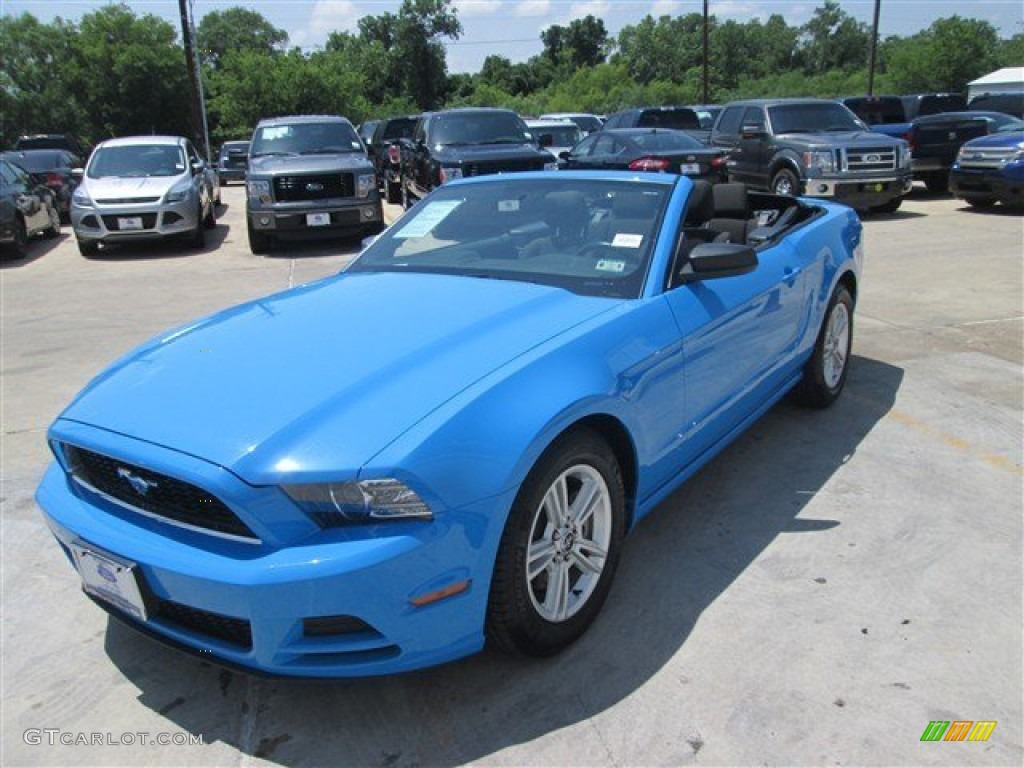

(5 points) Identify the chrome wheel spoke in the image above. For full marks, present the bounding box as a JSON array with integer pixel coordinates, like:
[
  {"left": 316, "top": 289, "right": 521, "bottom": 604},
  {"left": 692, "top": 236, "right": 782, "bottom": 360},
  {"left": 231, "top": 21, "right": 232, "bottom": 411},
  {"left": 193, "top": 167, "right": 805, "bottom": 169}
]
[
  {"left": 542, "top": 476, "right": 570, "bottom": 527},
  {"left": 569, "top": 476, "right": 601, "bottom": 528},
  {"left": 527, "top": 538, "right": 557, "bottom": 580},
  {"left": 570, "top": 540, "right": 606, "bottom": 574},
  {"left": 542, "top": 560, "right": 570, "bottom": 621}
]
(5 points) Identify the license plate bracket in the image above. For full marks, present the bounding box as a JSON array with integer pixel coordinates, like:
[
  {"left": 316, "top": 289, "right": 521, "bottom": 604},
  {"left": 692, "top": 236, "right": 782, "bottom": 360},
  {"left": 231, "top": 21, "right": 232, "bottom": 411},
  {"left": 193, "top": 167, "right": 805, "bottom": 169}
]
[
  {"left": 679, "top": 163, "right": 701, "bottom": 175},
  {"left": 306, "top": 212, "right": 331, "bottom": 227},
  {"left": 71, "top": 540, "right": 149, "bottom": 621},
  {"left": 117, "top": 216, "right": 144, "bottom": 231}
]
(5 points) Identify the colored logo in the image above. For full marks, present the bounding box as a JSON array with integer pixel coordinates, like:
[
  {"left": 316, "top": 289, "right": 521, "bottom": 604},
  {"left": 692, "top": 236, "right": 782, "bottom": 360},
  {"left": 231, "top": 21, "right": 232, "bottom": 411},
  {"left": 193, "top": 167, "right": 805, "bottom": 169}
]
[
  {"left": 921, "top": 721, "right": 997, "bottom": 742},
  {"left": 96, "top": 563, "right": 118, "bottom": 583},
  {"left": 116, "top": 467, "right": 158, "bottom": 496}
]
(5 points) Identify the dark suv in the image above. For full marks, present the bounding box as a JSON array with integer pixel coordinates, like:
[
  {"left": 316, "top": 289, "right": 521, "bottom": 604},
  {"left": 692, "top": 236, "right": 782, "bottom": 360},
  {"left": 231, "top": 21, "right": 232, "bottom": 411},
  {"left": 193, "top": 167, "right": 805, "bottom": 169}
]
[
  {"left": 711, "top": 98, "right": 912, "bottom": 212},
  {"left": 399, "top": 108, "right": 557, "bottom": 207},
  {"left": 366, "top": 115, "right": 418, "bottom": 204},
  {"left": 602, "top": 106, "right": 710, "bottom": 142},
  {"left": 245, "top": 115, "right": 383, "bottom": 254}
]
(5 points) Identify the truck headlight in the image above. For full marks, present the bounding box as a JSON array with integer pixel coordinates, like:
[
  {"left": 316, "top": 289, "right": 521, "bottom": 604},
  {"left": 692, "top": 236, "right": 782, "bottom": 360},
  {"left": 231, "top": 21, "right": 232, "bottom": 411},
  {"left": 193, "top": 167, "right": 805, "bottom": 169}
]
[
  {"left": 803, "top": 150, "right": 835, "bottom": 174},
  {"left": 356, "top": 173, "right": 376, "bottom": 197},
  {"left": 247, "top": 179, "right": 271, "bottom": 204}
]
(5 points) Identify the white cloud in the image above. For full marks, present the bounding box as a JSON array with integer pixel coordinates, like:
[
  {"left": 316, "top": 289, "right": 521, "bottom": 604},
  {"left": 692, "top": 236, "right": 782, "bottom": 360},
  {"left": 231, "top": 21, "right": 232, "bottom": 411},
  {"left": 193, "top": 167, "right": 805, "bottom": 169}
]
[
  {"left": 291, "top": 0, "right": 359, "bottom": 50},
  {"left": 568, "top": 0, "right": 611, "bottom": 19},
  {"left": 650, "top": 0, "right": 681, "bottom": 16},
  {"left": 455, "top": 0, "right": 503, "bottom": 17},
  {"left": 514, "top": 0, "right": 551, "bottom": 18}
]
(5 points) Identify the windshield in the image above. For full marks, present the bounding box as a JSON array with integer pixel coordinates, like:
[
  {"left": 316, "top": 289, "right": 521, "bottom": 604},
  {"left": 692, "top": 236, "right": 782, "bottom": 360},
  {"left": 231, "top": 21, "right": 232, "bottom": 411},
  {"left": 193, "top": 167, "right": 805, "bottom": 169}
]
[
  {"left": 348, "top": 177, "right": 668, "bottom": 299},
  {"left": 769, "top": 103, "right": 864, "bottom": 133},
  {"left": 531, "top": 125, "right": 582, "bottom": 146},
  {"left": 5, "top": 151, "right": 63, "bottom": 172},
  {"left": 430, "top": 112, "right": 530, "bottom": 146},
  {"left": 380, "top": 118, "right": 417, "bottom": 141},
  {"left": 250, "top": 122, "right": 362, "bottom": 157},
  {"left": 87, "top": 144, "right": 186, "bottom": 178}
]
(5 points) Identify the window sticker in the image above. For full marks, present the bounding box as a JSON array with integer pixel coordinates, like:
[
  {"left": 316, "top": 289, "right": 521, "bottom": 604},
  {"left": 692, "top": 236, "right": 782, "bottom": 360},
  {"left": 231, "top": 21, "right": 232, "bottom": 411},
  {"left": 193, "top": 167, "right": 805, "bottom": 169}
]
[
  {"left": 612, "top": 233, "right": 644, "bottom": 248},
  {"left": 393, "top": 200, "right": 464, "bottom": 239},
  {"left": 497, "top": 199, "right": 520, "bottom": 213},
  {"left": 596, "top": 259, "right": 626, "bottom": 273}
]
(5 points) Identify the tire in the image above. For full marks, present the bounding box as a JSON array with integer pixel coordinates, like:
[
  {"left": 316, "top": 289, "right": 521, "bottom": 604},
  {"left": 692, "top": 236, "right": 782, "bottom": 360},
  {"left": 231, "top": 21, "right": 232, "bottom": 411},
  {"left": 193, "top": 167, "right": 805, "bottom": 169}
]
[
  {"left": 188, "top": 204, "right": 206, "bottom": 249},
  {"left": 247, "top": 219, "right": 272, "bottom": 254},
  {"left": 487, "top": 428, "right": 626, "bottom": 656},
  {"left": 792, "top": 285, "right": 854, "bottom": 408},
  {"left": 203, "top": 198, "right": 216, "bottom": 229},
  {"left": 5, "top": 219, "right": 28, "bottom": 259},
  {"left": 771, "top": 168, "right": 801, "bottom": 197},
  {"left": 77, "top": 238, "right": 99, "bottom": 258},
  {"left": 923, "top": 172, "right": 948, "bottom": 194},
  {"left": 386, "top": 179, "right": 402, "bottom": 204},
  {"left": 965, "top": 196, "right": 997, "bottom": 209},
  {"left": 43, "top": 202, "right": 61, "bottom": 237},
  {"left": 869, "top": 196, "right": 902, "bottom": 214}
]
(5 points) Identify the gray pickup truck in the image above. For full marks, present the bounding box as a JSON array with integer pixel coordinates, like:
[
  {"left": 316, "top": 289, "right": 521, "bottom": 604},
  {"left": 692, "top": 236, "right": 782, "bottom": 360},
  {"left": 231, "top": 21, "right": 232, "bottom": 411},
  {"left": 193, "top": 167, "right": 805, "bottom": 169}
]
[
  {"left": 245, "top": 115, "right": 383, "bottom": 254},
  {"left": 711, "top": 98, "right": 912, "bottom": 213}
]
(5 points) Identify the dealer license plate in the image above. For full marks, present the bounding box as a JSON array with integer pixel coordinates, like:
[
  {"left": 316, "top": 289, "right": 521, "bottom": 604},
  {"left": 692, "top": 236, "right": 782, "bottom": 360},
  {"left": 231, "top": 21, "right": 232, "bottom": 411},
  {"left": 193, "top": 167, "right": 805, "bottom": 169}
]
[
  {"left": 306, "top": 212, "right": 331, "bottom": 227},
  {"left": 679, "top": 163, "right": 701, "bottom": 175},
  {"left": 117, "top": 217, "right": 144, "bottom": 231},
  {"left": 71, "top": 541, "right": 148, "bottom": 621}
]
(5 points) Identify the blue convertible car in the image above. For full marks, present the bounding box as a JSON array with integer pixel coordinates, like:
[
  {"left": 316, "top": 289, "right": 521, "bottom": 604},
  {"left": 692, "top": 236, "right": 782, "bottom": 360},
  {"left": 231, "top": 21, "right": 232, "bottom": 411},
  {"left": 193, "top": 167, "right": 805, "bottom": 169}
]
[{"left": 37, "top": 172, "right": 862, "bottom": 677}]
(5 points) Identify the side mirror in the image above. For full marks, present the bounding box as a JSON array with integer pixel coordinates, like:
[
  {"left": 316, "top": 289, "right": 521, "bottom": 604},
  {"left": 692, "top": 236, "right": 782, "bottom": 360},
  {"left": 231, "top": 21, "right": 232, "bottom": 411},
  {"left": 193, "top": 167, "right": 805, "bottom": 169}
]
[
  {"left": 71, "top": 168, "right": 84, "bottom": 181},
  {"left": 191, "top": 160, "right": 205, "bottom": 175},
  {"left": 538, "top": 133, "right": 554, "bottom": 148},
  {"left": 677, "top": 242, "right": 758, "bottom": 283}
]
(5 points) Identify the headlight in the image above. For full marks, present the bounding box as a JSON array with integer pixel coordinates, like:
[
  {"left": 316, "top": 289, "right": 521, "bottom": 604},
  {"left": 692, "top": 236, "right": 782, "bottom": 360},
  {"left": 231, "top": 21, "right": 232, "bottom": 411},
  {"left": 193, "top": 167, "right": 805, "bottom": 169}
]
[
  {"left": 543, "top": 161, "right": 559, "bottom": 172},
  {"left": 72, "top": 186, "right": 92, "bottom": 206},
  {"left": 283, "top": 479, "right": 433, "bottom": 527},
  {"left": 164, "top": 182, "right": 194, "bottom": 204},
  {"left": 899, "top": 144, "right": 911, "bottom": 169},
  {"left": 803, "top": 150, "right": 835, "bottom": 174},
  {"left": 356, "top": 173, "right": 376, "bottom": 197},
  {"left": 247, "top": 179, "right": 271, "bottom": 204},
  {"left": 439, "top": 166, "right": 462, "bottom": 184}
]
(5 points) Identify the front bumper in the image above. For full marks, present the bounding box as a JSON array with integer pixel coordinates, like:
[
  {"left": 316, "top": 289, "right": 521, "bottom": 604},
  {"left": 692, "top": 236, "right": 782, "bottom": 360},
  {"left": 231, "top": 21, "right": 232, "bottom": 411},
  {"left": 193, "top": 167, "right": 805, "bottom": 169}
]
[
  {"left": 71, "top": 196, "right": 200, "bottom": 245},
  {"left": 248, "top": 201, "right": 383, "bottom": 239},
  {"left": 950, "top": 166, "right": 1024, "bottom": 203},
  {"left": 801, "top": 174, "right": 912, "bottom": 206},
  {"left": 36, "top": 455, "right": 505, "bottom": 677}
]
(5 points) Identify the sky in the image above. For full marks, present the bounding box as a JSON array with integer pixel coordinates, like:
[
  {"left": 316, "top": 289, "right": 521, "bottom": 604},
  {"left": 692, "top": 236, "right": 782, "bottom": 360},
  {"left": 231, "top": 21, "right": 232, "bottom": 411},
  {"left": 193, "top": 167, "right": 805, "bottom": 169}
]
[{"left": 1, "top": 0, "right": 1021, "bottom": 73}]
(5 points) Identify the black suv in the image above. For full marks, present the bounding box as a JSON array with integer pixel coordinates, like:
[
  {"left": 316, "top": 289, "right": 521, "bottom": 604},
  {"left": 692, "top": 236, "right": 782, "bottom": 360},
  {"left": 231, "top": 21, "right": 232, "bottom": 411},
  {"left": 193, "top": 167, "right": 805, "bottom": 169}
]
[
  {"left": 366, "top": 115, "right": 418, "bottom": 204},
  {"left": 399, "top": 108, "right": 557, "bottom": 207},
  {"left": 711, "top": 98, "right": 912, "bottom": 212},
  {"left": 245, "top": 115, "right": 383, "bottom": 254},
  {"left": 14, "top": 133, "right": 87, "bottom": 156}
]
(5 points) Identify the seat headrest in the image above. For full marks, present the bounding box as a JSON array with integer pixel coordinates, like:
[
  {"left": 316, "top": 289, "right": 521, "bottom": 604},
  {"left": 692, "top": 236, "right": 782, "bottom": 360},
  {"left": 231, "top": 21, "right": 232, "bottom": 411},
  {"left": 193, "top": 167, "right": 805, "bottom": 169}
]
[
  {"left": 712, "top": 182, "right": 748, "bottom": 218},
  {"left": 683, "top": 180, "right": 715, "bottom": 226},
  {"left": 543, "top": 190, "right": 589, "bottom": 242},
  {"left": 612, "top": 190, "right": 658, "bottom": 219}
]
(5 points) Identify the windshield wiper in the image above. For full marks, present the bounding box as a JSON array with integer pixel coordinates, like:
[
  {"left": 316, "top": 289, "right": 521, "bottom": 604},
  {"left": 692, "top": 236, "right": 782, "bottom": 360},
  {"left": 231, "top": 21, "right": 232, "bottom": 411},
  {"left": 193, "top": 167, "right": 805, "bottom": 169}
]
[
  {"left": 299, "top": 147, "right": 358, "bottom": 154},
  {"left": 251, "top": 151, "right": 298, "bottom": 158},
  {"left": 478, "top": 139, "right": 524, "bottom": 145}
]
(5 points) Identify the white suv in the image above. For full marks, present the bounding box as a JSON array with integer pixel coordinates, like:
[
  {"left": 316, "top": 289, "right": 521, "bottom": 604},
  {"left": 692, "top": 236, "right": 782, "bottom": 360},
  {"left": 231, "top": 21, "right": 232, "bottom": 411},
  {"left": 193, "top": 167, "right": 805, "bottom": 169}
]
[{"left": 71, "top": 135, "right": 216, "bottom": 257}]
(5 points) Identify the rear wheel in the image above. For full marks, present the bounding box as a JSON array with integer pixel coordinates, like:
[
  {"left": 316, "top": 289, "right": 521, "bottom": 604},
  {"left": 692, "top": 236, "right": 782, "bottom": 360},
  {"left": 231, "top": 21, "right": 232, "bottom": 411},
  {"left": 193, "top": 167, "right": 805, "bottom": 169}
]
[
  {"left": 487, "top": 428, "right": 625, "bottom": 656},
  {"left": 792, "top": 285, "right": 854, "bottom": 408},
  {"left": 247, "top": 219, "right": 272, "bottom": 254},
  {"left": 771, "top": 168, "right": 800, "bottom": 197}
]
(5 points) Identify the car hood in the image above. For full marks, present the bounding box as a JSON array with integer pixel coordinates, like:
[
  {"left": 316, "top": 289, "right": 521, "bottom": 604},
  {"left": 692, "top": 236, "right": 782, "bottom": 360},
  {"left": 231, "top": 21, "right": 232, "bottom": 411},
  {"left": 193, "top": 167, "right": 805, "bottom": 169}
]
[
  {"left": 58, "top": 272, "right": 616, "bottom": 484},
  {"left": 432, "top": 143, "right": 550, "bottom": 163},
  {"left": 961, "top": 130, "right": 1024, "bottom": 149},
  {"left": 778, "top": 130, "right": 900, "bottom": 147},
  {"left": 249, "top": 153, "right": 373, "bottom": 176},
  {"left": 84, "top": 174, "right": 185, "bottom": 199}
]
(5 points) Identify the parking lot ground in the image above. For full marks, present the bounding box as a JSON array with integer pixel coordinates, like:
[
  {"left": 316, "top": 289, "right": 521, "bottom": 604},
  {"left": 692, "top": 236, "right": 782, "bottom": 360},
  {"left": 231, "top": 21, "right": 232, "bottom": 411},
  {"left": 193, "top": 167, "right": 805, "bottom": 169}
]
[{"left": 2, "top": 185, "right": 1021, "bottom": 766}]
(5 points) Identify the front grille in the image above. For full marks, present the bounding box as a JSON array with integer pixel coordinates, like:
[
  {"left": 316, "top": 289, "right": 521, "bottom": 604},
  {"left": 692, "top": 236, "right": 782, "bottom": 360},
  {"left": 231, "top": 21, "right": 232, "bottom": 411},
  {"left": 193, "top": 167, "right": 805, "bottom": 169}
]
[
  {"left": 958, "top": 147, "right": 1017, "bottom": 169},
  {"left": 156, "top": 600, "right": 253, "bottom": 649},
  {"left": 100, "top": 213, "right": 158, "bottom": 231},
  {"left": 96, "top": 197, "right": 161, "bottom": 204},
  {"left": 841, "top": 147, "right": 897, "bottom": 172},
  {"left": 464, "top": 158, "right": 547, "bottom": 177},
  {"left": 63, "top": 444, "right": 258, "bottom": 541},
  {"left": 274, "top": 173, "right": 354, "bottom": 202}
]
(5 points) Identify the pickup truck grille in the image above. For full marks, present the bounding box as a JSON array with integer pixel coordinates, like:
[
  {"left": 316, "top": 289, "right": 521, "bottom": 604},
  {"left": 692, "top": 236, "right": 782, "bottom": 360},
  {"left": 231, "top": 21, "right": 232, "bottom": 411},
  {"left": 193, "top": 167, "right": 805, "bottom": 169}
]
[
  {"left": 464, "top": 158, "right": 547, "bottom": 177},
  {"left": 274, "top": 173, "right": 354, "bottom": 202},
  {"left": 841, "top": 147, "right": 897, "bottom": 172},
  {"left": 955, "top": 147, "right": 1017, "bottom": 169}
]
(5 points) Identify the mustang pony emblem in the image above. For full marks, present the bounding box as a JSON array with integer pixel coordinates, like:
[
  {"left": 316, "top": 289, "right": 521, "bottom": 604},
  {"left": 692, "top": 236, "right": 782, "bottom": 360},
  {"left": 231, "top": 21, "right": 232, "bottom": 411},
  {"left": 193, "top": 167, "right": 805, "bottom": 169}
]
[{"left": 117, "top": 467, "right": 158, "bottom": 496}]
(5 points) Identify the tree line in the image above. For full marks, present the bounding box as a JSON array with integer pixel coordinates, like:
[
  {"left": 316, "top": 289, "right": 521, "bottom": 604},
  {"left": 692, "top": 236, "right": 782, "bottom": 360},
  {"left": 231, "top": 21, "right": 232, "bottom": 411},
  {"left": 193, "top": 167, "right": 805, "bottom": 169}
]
[{"left": 2, "top": 0, "right": 1021, "bottom": 151}]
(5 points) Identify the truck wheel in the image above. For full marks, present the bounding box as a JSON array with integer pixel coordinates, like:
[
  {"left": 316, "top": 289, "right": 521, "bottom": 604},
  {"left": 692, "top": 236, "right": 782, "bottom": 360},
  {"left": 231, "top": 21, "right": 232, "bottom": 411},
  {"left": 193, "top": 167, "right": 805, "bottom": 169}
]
[
  {"left": 870, "top": 197, "right": 902, "bottom": 214},
  {"left": 386, "top": 180, "right": 402, "bottom": 204},
  {"left": 965, "top": 196, "right": 997, "bottom": 209},
  {"left": 923, "top": 172, "right": 948, "bottom": 194},
  {"left": 771, "top": 169, "right": 800, "bottom": 197},
  {"left": 247, "top": 220, "right": 272, "bottom": 254}
]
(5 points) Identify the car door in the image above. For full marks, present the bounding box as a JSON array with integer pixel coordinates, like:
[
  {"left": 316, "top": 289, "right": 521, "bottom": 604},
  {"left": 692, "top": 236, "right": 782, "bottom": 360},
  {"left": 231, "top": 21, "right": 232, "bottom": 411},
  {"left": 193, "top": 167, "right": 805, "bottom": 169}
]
[
  {"left": 563, "top": 134, "right": 599, "bottom": 169},
  {"left": 2, "top": 160, "right": 48, "bottom": 233},
  {"left": 733, "top": 106, "right": 770, "bottom": 186},
  {"left": 657, "top": 233, "right": 811, "bottom": 470}
]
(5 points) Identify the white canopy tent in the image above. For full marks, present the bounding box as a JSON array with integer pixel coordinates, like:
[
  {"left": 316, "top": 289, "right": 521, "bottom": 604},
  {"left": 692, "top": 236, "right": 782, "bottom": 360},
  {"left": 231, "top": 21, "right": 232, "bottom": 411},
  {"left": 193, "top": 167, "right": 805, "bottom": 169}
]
[{"left": 967, "top": 67, "right": 1024, "bottom": 99}]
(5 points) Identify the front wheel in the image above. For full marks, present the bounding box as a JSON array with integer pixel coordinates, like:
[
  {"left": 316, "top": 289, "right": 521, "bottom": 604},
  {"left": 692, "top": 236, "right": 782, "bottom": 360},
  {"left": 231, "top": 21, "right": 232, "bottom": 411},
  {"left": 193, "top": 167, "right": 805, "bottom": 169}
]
[
  {"left": 487, "top": 428, "right": 625, "bottom": 657},
  {"left": 77, "top": 238, "right": 99, "bottom": 258},
  {"left": 771, "top": 168, "right": 801, "bottom": 197},
  {"left": 792, "top": 285, "right": 854, "bottom": 408},
  {"left": 923, "top": 172, "right": 948, "bottom": 194},
  {"left": 965, "top": 196, "right": 997, "bottom": 209},
  {"left": 869, "top": 196, "right": 902, "bottom": 214},
  {"left": 247, "top": 219, "right": 272, "bottom": 254}
]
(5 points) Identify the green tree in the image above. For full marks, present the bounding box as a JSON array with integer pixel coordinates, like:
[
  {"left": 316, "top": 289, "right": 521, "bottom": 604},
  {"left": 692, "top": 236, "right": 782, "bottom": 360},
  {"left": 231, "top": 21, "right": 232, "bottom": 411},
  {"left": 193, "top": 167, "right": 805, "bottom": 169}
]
[
  {"left": 196, "top": 7, "right": 287, "bottom": 69},
  {"left": 395, "top": 0, "right": 461, "bottom": 109},
  {"left": 541, "top": 15, "right": 608, "bottom": 71},
  {"left": 884, "top": 16, "right": 1001, "bottom": 93},
  {"left": 614, "top": 14, "right": 704, "bottom": 86},
  {"left": 796, "top": 0, "right": 870, "bottom": 75}
]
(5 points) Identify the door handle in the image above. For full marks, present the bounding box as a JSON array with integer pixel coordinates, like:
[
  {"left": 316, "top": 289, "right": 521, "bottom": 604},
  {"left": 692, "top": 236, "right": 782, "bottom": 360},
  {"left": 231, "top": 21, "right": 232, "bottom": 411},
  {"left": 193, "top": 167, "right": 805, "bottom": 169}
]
[{"left": 783, "top": 266, "right": 802, "bottom": 285}]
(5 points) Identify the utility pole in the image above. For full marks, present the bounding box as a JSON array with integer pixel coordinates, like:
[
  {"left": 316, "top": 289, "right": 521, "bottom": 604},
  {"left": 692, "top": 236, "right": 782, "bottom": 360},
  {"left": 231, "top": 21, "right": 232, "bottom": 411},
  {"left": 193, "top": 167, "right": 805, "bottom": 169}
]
[
  {"left": 702, "top": 0, "right": 710, "bottom": 104},
  {"left": 189, "top": 0, "right": 213, "bottom": 163},
  {"left": 178, "top": 0, "right": 206, "bottom": 158},
  {"left": 868, "top": 0, "right": 881, "bottom": 95}
]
